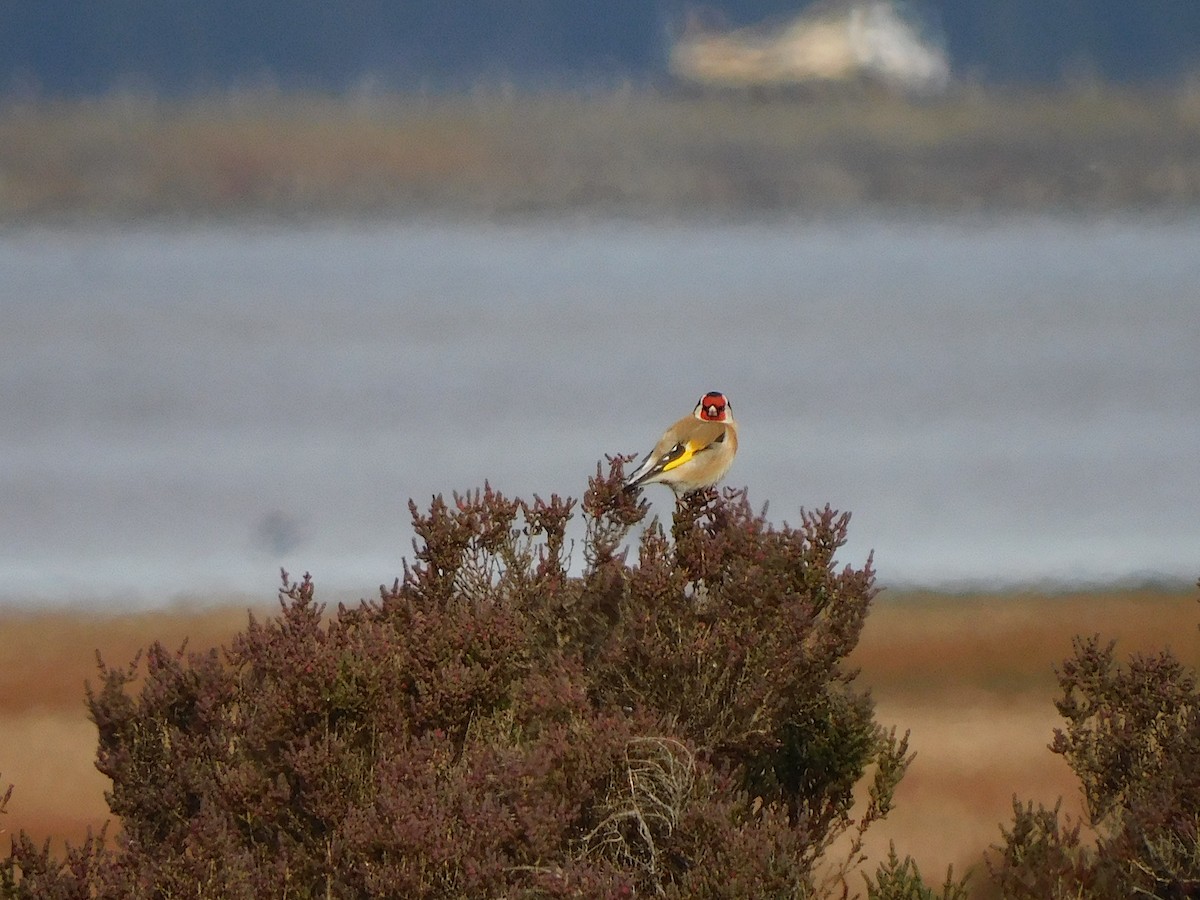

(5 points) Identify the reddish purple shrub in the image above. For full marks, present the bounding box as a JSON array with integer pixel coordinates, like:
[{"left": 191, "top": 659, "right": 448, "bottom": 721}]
[
  {"left": 3, "top": 459, "right": 921, "bottom": 898},
  {"left": 990, "top": 588, "right": 1200, "bottom": 899}
]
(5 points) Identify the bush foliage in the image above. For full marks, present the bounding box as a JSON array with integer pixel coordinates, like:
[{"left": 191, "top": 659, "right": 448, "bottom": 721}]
[
  {"left": 1, "top": 458, "right": 934, "bottom": 898},
  {"left": 990, "top": 592, "right": 1200, "bottom": 899}
]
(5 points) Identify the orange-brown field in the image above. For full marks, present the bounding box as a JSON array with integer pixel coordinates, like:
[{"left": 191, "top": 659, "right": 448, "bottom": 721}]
[{"left": 1, "top": 587, "right": 1196, "bottom": 893}]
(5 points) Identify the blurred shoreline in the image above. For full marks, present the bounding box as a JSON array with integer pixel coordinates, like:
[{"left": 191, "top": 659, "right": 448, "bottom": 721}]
[{"left": 3, "top": 84, "right": 1200, "bottom": 224}]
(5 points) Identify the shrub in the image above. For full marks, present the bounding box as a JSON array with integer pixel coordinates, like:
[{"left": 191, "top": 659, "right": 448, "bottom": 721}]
[
  {"left": 865, "top": 845, "right": 969, "bottom": 900},
  {"left": 3, "top": 459, "right": 936, "bottom": 898},
  {"left": 989, "top": 585, "right": 1200, "bottom": 899}
]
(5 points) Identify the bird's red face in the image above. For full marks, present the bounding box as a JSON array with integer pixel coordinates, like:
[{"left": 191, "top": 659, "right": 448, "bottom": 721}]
[{"left": 695, "top": 391, "right": 731, "bottom": 422}]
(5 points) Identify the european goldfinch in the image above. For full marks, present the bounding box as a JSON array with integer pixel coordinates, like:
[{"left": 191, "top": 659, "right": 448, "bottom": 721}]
[{"left": 624, "top": 391, "right": 738, "bottom": 496}]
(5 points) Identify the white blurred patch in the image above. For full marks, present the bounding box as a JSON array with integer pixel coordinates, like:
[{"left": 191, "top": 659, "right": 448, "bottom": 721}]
[{"left": 670, "top": 1, "right": 950, "bottom": 93}]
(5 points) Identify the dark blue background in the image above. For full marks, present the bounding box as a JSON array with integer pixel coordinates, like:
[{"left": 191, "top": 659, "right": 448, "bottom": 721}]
[{"left": 3, "top": 1, "right": 1199, "bottom": 95}]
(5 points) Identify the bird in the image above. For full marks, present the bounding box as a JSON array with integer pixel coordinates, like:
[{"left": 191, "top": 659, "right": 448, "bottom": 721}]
[{"left": 624, "top": 391, "right": 738, "bottom": 496}]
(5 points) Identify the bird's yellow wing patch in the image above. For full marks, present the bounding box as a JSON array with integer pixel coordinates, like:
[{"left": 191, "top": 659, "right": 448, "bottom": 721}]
[{"left": 659, "top": 440, "right": 701, "bottom": 473}]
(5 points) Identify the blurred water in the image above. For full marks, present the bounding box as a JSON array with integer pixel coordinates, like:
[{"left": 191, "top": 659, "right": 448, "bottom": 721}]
[{"left": 2, "top": 217, "right": 1198, "bottom": 607}]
